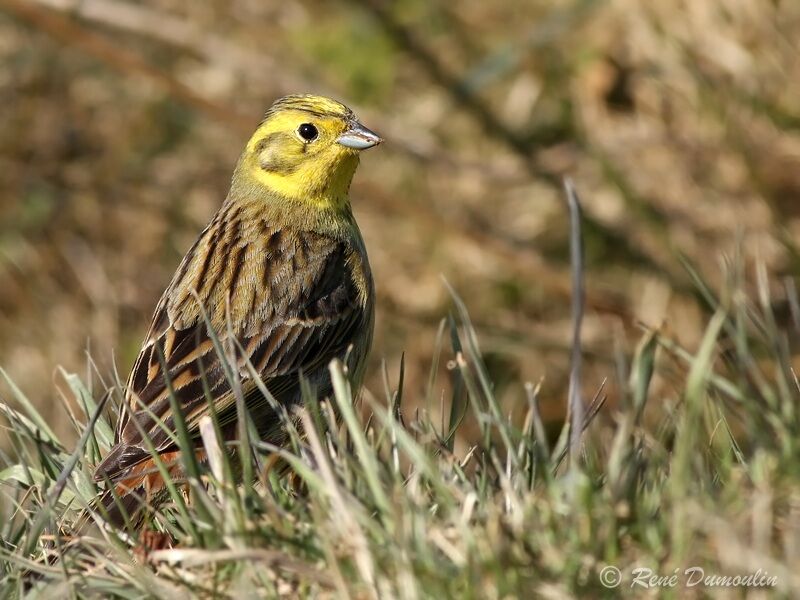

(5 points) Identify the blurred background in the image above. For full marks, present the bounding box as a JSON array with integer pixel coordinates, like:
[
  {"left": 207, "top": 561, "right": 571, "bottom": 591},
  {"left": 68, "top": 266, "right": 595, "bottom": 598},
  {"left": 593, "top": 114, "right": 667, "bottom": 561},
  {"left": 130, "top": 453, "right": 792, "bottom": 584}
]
[{"left": 0, "top": 0, "right": 798, "bottom": 442}]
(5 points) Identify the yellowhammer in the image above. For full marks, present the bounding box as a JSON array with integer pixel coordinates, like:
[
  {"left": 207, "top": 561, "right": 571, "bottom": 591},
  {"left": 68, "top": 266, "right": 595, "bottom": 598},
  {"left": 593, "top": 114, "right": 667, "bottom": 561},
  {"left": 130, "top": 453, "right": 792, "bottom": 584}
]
[{"left": 94, "top": 94, "right": 381, "bottom": 526}]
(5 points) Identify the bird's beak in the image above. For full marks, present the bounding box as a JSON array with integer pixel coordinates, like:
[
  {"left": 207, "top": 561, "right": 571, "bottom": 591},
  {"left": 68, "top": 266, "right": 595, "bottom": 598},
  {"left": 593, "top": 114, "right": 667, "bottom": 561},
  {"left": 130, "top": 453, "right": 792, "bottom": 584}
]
[{"left": 337, "top": 122, "right": 383, "bottom": 150}]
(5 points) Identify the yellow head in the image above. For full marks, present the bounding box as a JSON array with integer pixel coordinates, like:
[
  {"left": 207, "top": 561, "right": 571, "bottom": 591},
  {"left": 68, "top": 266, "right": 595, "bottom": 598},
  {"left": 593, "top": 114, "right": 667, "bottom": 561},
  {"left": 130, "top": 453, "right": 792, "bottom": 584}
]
[{"left": 234, "top": 95, "right": 382, "bottom": 210}]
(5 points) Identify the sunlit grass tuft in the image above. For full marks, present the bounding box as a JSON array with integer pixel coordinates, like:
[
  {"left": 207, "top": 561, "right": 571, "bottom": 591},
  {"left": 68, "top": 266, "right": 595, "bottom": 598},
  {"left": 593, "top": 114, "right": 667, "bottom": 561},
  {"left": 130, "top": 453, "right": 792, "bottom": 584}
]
[{"left": 1, "top": 260, "right": 800, "bottom": 597}]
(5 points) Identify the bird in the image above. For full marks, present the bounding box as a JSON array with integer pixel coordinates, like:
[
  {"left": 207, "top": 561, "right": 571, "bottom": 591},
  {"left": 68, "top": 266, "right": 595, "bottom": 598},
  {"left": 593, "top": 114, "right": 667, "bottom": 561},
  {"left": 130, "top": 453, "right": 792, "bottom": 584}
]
[{"left": 93, "top": 94, "right": 381, "bottom": 528}]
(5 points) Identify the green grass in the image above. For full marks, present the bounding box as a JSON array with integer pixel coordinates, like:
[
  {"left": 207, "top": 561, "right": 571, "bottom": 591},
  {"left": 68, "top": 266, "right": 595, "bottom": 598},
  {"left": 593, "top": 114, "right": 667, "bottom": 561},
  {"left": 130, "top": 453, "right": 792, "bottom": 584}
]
[{"left": 1, "top": 262, "right": 800, "bottom": 598}]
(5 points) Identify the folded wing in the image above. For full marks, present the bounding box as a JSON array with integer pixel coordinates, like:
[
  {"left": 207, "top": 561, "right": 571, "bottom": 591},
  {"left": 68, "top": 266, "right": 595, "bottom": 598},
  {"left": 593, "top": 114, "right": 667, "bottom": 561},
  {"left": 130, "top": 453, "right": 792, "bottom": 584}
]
[{"left": 95, "top": 216, "right": 368, "bottom": 482}]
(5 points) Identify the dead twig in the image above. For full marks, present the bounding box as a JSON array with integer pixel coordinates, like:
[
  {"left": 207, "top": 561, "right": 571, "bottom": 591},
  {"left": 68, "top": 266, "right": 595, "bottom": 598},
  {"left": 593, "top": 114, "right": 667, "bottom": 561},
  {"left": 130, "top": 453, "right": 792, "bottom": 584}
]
[{"left": 563, "top": 178, "right": 585, "bottom": 469}]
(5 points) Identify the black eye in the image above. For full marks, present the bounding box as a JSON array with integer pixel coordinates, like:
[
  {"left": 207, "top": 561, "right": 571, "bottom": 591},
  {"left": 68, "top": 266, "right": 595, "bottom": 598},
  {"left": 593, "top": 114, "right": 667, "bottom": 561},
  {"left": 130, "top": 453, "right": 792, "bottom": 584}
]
[{"left": 298, "top": 123, "right": 318, "bottom": 141}]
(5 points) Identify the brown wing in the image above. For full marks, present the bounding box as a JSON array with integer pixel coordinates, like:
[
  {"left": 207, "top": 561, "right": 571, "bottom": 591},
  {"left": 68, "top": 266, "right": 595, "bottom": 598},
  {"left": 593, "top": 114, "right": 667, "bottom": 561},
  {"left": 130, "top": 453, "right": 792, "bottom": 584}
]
[{"left": 95, "top": 210, "right": 370, "bottom": 482}]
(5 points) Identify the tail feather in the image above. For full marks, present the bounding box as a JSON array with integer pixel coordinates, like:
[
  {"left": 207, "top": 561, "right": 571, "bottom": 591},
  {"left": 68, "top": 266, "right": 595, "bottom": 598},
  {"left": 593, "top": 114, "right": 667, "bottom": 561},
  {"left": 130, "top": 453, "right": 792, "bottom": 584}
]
[
  {"left": 88, "top": 450, "right": 194, "bottom": 530},
  {"left": 93, "top": 443, "right": 149, "bottom": 482},
  {"left": 97, "top": 485, "right": 146, "bottom": 529},
  {"left": 75, "top": 481, "right": 147, "bottom": 533}
]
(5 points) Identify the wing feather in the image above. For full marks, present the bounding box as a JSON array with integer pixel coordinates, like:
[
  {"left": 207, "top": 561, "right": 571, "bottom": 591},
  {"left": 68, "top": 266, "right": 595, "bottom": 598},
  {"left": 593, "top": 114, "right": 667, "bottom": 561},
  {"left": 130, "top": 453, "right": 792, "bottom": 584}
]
[{"left": 96, "top": 213, "right": 370, "bottom": 481}]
